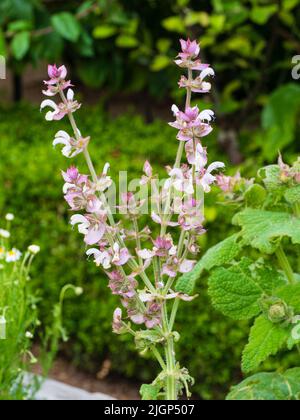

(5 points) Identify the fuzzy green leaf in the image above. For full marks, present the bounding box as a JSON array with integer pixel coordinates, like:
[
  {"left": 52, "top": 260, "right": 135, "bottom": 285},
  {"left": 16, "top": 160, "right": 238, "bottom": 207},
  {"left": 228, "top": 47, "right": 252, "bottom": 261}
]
[
  {"left": 285, "top": 185, "right": 300, "bottom": 205},
  {"left": 140, "top": 384, "right": 160, "bottom": 400},
  {"left": 242, "top": 315, "right": 290, "bottom": 373},
  {"left": 208, "top": 258, "right": 285, "bottom": 320},
  {"left": 175, "top": 234, "right": 241, "bottom": 295},
  {"left": 227, "top": 368, "right": 300, "bottom": 400},
  {"left": 244, "top": 184, "right": 267, "bottom": 208},
  {"left": 233, "top": 208, "right": 300, "bottom": 254}
]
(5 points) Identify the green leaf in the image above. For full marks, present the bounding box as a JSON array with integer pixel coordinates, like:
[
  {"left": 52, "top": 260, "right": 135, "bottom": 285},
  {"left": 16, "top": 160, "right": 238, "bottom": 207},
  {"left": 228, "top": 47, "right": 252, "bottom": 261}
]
[
  {"left": 285, "top": 185, "right": 300, "bottom": 205},
  {"left": 11, "top": 31, "right": 30, "bottom": 60},
  {"left": 93, "top": 25, "right": 117, "bottom": 39},
  {"left": 208, "top": 258, "right": 285, "bottom": 320},
  {"left": 51, "top": 12, "right": 81, "bottom": 42},
  {"left": 261, "top": 84, "right": 300, "bottom": 159},
  {"left": 227, "top": 368, "right": 300, "bottom": 400},
  {"left": 259, "top": 164, "right": 285, "bottom": 196},
  {"left": 151, "top": 55, "right": 170, "bottom": 72},
  {"left": 242, "top": 315, "right": 289, "bottom": 373},
  {"left": 8, "top": 20, "right": 32, "bottom": 33},
  {"left": 244, "top": 184, "right": 267, "bottom": 208},
  {"left": 162, "top": 16, "right": 185, "bottom": 33},
  {"left": 233, "top": 208, "right": 300, "bottom": 254},
  {"left": 115, "top": 35, "right": 138, "bottom": 48},
  {"left": 140, "top": 384, "right": 160, "bottom": 400},
  {"left": 250, "top": 5, "right": 278, "bottom": 25},
  {"left": 175, "top": 234, "right": 241, "bottom": 295}
]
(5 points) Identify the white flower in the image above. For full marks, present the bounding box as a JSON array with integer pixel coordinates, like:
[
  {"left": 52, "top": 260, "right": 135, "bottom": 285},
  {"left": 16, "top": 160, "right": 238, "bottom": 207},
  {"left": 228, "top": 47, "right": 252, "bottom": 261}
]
[
  {"left": 28, "top": 245, "right": 41, "bottom": 255},
  {"left": 40, "top": 99, "right": 60, "bottom": 121},
  {"left": 25, "top": 331, "right": 33, "bottom": 339},
  {"left": 75, "top": 287, "right": 83, "bottom": 296},
  {"left": 86, "top": 248, "right": 112, "bottom": 269},
  {"left": 53, "top": 130, "right": 83, "bottom": 158},
  {"left": 0, "top": 229, "right": 10, "bottom": 239},
  {"left": 6, "top": 248, "right": 22, "bottom": 263},
  {"left": 5, "top": 213, "right": 14, "bottom": 221}
]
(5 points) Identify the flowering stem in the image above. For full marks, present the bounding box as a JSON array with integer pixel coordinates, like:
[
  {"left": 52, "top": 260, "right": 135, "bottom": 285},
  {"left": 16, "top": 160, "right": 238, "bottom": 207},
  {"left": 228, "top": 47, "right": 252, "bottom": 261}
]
[
  {"left": 169, "top": 298, "right": 180, "bottom": 331},
  {"left": 276, "top": 244, "right": 295, "bottom": 285},
  {"left": 162, "top": 305, "right": 177, "bottom": 400}
]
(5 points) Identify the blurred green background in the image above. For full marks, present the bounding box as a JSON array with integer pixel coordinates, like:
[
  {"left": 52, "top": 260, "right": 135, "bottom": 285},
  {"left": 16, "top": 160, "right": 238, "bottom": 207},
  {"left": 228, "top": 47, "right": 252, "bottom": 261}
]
[{"left": 0, "top": 0, "right": 300, "bottom": 399}]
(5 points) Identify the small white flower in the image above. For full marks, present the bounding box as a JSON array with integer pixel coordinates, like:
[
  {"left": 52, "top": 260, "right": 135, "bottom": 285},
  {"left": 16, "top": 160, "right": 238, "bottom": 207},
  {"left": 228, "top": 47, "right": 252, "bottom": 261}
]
[
  {"left": 25, "top": 331, "right": 33, "bottom": 339},
  {"left": 28, "top": 245, "right": 41, "bottom": 255},
  {"left": 5, "top": 213, "right": 14, "bottom": 221},
  {"left": 6, "top": 248, "right": 22, "bottom": 263},
  {"left": 75, "top": 287, "right": 83, "bottom": 296},
  {"left": 0, "top": 229, "right": 10, "bottom": 239}
]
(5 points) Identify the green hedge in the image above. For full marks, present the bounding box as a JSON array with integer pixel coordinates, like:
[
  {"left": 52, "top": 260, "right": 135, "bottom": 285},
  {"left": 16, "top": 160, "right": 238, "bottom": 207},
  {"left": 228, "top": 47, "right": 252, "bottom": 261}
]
[{"left": 0, "top": 104, "right": 257, "bottom": 399}]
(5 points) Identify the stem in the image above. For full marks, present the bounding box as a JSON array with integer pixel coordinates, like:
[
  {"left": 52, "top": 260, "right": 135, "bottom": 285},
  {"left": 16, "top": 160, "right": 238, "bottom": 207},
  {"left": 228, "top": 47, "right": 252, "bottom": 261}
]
[
  {"left": 294, "top": 203, "right": 300, "bottom": 218},
  {"left": 276, "top": 245, "right": 295, "bottom": 285},
  {"left": 162, "top": 305, "right": 177, "bottom": 400},
  {"left": 151, "top": 346, "right": 166, "bottom": 370},
  {"left": 169, "top": 298, "right": 180, "bottom": 332}
]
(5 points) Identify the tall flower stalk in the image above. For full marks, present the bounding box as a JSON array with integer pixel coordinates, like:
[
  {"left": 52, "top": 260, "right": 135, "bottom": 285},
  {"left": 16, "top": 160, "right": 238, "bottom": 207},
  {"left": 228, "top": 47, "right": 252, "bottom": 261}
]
[{"left": 41, "top": 40, "right": 224, "bottom": 400}]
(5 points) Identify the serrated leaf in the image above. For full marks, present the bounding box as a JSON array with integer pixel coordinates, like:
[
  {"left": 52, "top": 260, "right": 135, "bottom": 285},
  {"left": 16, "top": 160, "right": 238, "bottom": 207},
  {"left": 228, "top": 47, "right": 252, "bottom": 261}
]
[
  {"left": 51, "top": 12, "right": 81, "bottom": 42},
  {"left": 140, "top": 384, "right": 160, "bottom": 400},
  {"left": 233, "top": 208, "right": 300, "bottom": 254},
  {"left": 11, "top": 31, "right": 30, "bottom": 60},
  {"left": 259, "top": 164, "right": 285, "bottom": 195},
  {"left": 208, "top": 258, "right": 285, "bottom": 320},
  {"left": 175, "top": 234, "right": 241, "bottom": 295},
  {"left": 242, "top": 315, "right": 289, "bottom": 373},
  {"left": 227, "top": 368, "right": 300, "bottom": 400},
  {"left": 285, "top": 185, "right": 300, "bottom": 205},
  {"left": 275, "top": 282, "right": 300, "bottom": 312}
]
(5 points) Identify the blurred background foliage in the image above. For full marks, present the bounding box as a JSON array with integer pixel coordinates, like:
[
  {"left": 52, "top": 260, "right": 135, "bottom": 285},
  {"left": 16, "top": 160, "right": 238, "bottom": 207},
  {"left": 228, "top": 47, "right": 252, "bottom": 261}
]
[{"left": 0, "top": 0, "right": 300, "bottom": 399}]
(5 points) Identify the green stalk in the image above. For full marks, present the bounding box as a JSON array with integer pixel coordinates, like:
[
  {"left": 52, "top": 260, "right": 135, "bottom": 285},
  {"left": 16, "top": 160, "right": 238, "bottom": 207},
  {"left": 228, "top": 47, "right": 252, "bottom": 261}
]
[
  {"left": 162, "top": 305, "right": 177, "bottom": 400},
  {"left": 276, "top": 244, "right": 295, "bottom": 285},
  {"left": 294, "top": 203, "right": 300, "bottom": 218}
]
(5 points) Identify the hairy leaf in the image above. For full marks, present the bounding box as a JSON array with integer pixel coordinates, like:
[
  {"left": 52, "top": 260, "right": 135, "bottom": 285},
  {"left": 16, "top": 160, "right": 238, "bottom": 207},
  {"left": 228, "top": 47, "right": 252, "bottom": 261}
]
[
  {"left": 175, "top": 234, "right": 241, "bottom": 295},
  {"left": 285, "top": 185, "right": 300, "bottom": 205},
  {"left": 140, "top": 384, "right": 160, "bottom": 400},
  {"left": 227, "top": 368, "right": 300, "bottom": 400},
  {"left": 208, "top": 258, "right": 285, "bottom": 320},
  {"left": 242, "top": 315, "right": 290, "bottom": 373},
  {"left": 233, "top": 208, "right": 300, "bottom": 254}
]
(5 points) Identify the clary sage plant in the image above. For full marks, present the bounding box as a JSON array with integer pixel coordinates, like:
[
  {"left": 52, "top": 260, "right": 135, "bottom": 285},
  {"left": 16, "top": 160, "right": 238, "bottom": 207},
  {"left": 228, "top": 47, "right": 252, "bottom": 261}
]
[{"left": 41, "top": 39, "right": 223, "bottom": 400}]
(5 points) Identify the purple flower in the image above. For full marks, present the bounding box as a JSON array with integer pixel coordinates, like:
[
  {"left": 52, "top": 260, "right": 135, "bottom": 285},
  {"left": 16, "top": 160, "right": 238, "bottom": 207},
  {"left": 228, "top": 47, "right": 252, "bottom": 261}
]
[
  {"left": 169, "top": 105, "right": 214, "bottom": 141},
  {"left": 108, "top": 271, "right": 137, "bottom": 299},
  {"left": 178, "top": 199, "right": 205, "bottom": 233},
  {"left": 71, "top": 213, "right": 107, "bottom": 245},
  {"left": 41, "top": 89, "right": 81, "bottom": 121},
  {"left": 179, "top": 67, "right": 215, "bottom": 93},
  {"left": 178, "top": 39, "right": 200, "bottom": 59}
]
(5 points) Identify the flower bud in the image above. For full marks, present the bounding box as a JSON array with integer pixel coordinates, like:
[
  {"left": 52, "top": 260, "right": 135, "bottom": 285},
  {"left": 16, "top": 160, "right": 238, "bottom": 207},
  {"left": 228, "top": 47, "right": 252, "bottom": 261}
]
[
  {"left": 75, "top": 287, "right": 83, "bottom": 296},
  {"left": 28, "top": 245, "right": 41, "bottom": 255}
]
